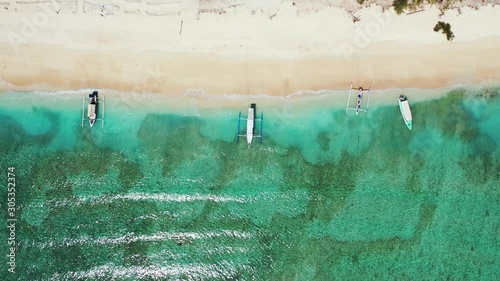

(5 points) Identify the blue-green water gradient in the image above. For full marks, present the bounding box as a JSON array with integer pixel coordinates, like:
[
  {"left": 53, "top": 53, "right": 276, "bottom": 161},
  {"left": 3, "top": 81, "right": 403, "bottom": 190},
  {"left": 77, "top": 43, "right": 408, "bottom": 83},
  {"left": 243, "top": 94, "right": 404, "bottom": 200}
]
[{"left": 0, "top": 87, "right": 499, "bottom": 280}]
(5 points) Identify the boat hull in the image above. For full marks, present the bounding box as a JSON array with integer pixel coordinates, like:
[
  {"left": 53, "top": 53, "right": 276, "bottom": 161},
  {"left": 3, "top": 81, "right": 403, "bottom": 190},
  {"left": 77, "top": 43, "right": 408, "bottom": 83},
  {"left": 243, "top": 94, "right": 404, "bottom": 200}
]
[
  {"left": 246, "top": 105, "right": 255, "bottom": 146},
  {"left": 88, "top": 91, "right": 98, "bottom": 128},
  {"left": 398, "top": 96, "right": 412, "bottom": 130}
]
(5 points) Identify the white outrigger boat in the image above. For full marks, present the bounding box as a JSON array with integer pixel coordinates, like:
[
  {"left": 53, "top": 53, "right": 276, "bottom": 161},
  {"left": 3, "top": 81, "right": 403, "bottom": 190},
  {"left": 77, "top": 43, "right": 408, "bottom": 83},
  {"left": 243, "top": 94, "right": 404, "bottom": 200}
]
[
  {"left": 346, "top": 83, "right": 371, "bottom": 115},
  {"left": 88, "top": 91, "right": 98, "bottom": 127},
  {"left": 398, "top": 95, "right": 412, "bottom": 130},
  {"left": 81, "top": 91, "right": 105, "bottom": 128},
  {"left": 237, "top": 103, "right": 263, "bottom": 147}
]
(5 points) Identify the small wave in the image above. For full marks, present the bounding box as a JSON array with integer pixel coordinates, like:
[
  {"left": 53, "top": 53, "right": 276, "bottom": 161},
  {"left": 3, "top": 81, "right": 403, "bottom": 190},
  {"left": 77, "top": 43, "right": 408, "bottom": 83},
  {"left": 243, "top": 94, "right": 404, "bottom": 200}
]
[
  {"left": 50, "top": 192, "right": 248, "bottom": 207},
  {"left": 48, "top": 191, "right": 307, "bottom": 207},
  {"left": 29, "top": 230, "right": 255, "bottom": 249},
  {"left": 148, "top": 245, "right": 252, "bottom": 261},
  {"left": 3, "top": 84, "right": 496, "bottom": 98},
  {"left": 46, "top": 261, "right": 247, "bottom": 281}
]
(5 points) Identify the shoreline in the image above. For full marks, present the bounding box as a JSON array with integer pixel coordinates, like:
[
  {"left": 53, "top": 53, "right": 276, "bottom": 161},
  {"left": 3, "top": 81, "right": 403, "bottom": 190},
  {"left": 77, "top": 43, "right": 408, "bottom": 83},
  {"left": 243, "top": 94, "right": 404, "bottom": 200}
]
[
  {"left": 1, "top": 2, "right": 500, "bottom": 97},
  {"left": 2, "top": 84, "right": 494, "bottom": 114}
]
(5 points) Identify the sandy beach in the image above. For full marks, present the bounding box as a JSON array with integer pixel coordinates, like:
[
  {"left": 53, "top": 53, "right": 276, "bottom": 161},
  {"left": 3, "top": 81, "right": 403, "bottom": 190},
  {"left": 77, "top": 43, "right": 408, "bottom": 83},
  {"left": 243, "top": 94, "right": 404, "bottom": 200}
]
[{"left": 0, "top": 0, "right": 499, "bottom": 97}]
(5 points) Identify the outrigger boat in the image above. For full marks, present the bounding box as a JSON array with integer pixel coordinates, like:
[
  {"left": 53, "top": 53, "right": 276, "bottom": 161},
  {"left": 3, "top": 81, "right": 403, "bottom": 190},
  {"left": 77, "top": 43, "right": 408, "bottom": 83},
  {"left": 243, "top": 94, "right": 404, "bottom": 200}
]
[
  {"left": 81, "top": 91, "right": 105, "bottom": 128},
  {"left": 237, "top": 103, "right": 263, "bottom": 147},
  {"left": 398, "top": 95, "right": 412, "bottom": 130},
  {"left": 88, "top": 91, "right": 98, "bottom": 127},
  {"left": 346, "top": 83, "right": 371, "bottom": 115}
]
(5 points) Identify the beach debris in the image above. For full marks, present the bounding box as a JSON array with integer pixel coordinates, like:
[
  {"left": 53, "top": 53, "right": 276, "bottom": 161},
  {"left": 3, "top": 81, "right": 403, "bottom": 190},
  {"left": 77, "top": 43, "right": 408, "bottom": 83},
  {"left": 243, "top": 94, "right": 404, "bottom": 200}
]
[{"left": 406, "top": 9, "right": 425, "bottom": 15}]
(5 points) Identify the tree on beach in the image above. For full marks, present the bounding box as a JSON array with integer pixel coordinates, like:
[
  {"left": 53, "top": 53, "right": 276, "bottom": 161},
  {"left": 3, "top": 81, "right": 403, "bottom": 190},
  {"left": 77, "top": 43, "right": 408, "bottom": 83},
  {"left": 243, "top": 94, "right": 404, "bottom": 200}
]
[
  {"left": 393, "top": 0, "right": 410, "bottom": 14},
  {"left": 392, "top": 0, "right": 451, "bottom": 15},
  {"left": 389, "top": 1, "right": 456, "bottom": 41},
  {"left": 433, "top": 21, "right": 455, "bottom": 41},
  {"left": 355, "top": 0, "right": 465, "bottom": 40}
]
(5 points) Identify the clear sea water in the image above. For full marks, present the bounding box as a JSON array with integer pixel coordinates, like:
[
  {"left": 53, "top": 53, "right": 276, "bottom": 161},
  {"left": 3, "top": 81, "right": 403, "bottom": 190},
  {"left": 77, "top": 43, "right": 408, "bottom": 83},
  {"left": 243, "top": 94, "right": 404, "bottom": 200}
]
[{"left": 0, "top": 86, "right": 499, "bottom": 280}]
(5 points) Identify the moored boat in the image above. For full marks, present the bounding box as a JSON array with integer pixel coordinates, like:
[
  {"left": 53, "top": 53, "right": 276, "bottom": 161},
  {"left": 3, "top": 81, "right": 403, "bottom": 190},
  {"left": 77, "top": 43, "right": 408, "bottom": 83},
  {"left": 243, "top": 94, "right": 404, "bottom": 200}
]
[
  {"left": 345, "top": 83, "right": 371, "bottom": 116},
  {"left": 246, "top": 103, "right": 256, "bottom": 146},
  {"left": 88, "top": 91, "right": 98, "bottom": 127},
  {"left": 398, "top": 95, "right": 412, "bottom": 130},
  {"left": 237, "top": 103, "right": 263, "bottom": 147}
]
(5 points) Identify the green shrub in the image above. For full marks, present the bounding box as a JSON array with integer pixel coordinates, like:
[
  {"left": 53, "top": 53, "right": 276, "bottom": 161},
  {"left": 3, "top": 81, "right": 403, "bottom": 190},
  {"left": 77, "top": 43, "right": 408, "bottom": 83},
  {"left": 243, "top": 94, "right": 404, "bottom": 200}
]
[
  {"left": 433, "top": 21, "right": 455, "bottom": 41},
  {"left": 393, "top": 0, "right": 409, "bottom": 14}
]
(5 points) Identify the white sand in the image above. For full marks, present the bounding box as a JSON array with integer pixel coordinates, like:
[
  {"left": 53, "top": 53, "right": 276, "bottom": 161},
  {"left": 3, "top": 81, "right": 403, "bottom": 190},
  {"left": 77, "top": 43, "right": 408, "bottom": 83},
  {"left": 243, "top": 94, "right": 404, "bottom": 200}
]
[{"left": 0, "top": 0, "right": 499, "bottom": 99}]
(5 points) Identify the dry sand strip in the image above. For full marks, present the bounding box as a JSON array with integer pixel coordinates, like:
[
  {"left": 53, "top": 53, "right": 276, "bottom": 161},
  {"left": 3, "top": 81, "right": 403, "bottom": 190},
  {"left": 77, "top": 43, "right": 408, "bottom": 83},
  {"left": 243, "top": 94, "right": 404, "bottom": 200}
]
[{"left": 0, "top": 1, "right": 499, "bottom": 96}]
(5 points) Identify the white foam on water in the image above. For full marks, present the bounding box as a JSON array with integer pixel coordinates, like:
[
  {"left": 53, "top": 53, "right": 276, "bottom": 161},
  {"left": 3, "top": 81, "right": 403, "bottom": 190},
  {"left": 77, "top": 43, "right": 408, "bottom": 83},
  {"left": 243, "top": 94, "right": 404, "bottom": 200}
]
[
  {"left": 50, "top": 192, "right": 247, "bottom": 207},
  {"left": 29, "top": 230, "right": 255, "bottom": 249},
  {"left": 47, "top": 262, "right": 245, "bottom": 280},
  {"left": 148, "top": 245, "right": 252, "bottom": 261},
  {"left": 48, "top": 191, "right": 309, "bottom": 207}
]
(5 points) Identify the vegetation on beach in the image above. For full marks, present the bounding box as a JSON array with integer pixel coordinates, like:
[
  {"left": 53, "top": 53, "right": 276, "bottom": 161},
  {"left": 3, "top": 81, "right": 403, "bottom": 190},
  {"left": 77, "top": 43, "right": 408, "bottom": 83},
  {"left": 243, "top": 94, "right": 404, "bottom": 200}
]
[
  {"left": 433, "top": 21, "right": 455, "bottom": 41},
  {"left": 391, "top": 1, "right": 457, "bottom": 41},
  {"left": 357, "top": 0, "right": 459, "bottom": 41},
  {"left": 392, "top": 0, "right": 444, "bottom": 15},
  {"left": 357, "top": 0, "right": 464, "bottom": 14}
]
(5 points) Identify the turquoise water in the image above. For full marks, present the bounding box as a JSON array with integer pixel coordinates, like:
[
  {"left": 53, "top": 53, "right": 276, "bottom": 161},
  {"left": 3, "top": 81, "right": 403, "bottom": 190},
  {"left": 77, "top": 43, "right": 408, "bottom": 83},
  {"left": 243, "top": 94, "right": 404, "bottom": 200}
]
[{"left": 0, "top": 87, "right": 499, "bottom": 280}]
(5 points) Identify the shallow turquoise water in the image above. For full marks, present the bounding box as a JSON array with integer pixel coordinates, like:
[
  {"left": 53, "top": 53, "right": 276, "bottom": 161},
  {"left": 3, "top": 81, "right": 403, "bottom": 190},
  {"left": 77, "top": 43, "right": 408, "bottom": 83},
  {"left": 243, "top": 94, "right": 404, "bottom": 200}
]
[{"left": 0, "top": 87, "right": 499, "bottom": 280}]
